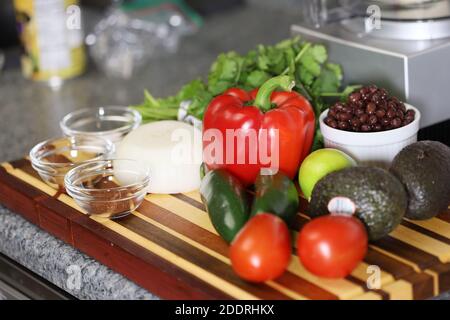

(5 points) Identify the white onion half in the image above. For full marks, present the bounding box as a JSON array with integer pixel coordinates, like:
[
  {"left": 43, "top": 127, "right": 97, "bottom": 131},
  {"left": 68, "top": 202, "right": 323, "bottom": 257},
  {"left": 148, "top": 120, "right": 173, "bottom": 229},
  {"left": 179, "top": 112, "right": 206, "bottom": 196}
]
[{"left": 115, "top": 120, "right": 203, "bottom": 194}]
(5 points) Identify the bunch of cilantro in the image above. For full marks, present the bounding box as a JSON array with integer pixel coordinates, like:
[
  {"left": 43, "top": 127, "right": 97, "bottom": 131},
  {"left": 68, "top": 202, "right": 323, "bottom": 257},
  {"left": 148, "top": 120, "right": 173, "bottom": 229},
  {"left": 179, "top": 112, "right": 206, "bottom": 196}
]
[{"left": 132, "top": 37, "right": 358, "bottom": 149}]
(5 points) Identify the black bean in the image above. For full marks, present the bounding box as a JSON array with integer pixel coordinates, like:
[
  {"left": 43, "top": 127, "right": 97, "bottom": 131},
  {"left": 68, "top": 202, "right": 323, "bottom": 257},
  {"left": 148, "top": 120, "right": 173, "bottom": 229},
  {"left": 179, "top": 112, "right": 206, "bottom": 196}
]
[
  {"left": 369, "top": 115, "right": 378, "bottom": 125},
  {"left": 328, "top": 109, "right": 337, "bottom": 119},
  {"left": 349, "top": 103, "right": 359, "bottom": 111},
  {"left": 368, "top": 85, "right": 378, "bottom": 93},
  {"left": 359, "top": 87, "right": 369, "bottom": 95},
  {"left": 366, "top": 102, "right": 377, "bottom": 114},
  {"left": 375, "top": 108, "right": 386, "bottom": 118},
  {"left": 350, "top": 117, "right": 361, "bottom": 127},
  {"left": 373, "top": 124, "right": 382, "bottom": 131},
  {"left": 361, "top": 124, "right": 372, "bottom": 132},
  {"left": 328, "top": 119, "right": 338, "bottom": 128},
  {"left": 355, "top": 108, "right": 365, "bottom": 116},
  {"left": 359, "top": 114, "right": 369, "bottom": 124},
  {"left": 406, "top": 109, "right": 415, "bottom": 118},
  {"left": 371, "top": 94, "right": 381, "bottom": 103},
  {"left": 387, "top": 108, "right": 396, "bottom": 118},
  {"left": 396, "top": 110, "right": 404, "bottom": 120},
  {"left": 391, "top": 117, "right": 402, "bottom": 128},
  {"left": 388, "top": 101, "right": 396, "bottom": 109},
  {"left": 378, "top": 100, "right": 387, "bottom": 109},
  {"left": 391, "top": 96, "right": 399, "bottom": 103},
  {"left": 342, "top": 106, "right": 353, "bottom": 114},
  {"left": 338, "top": 121, "right": 350, "bottom": 130},
  {"left": 380, "top": 117, "right": 390, "bottom": 127},
  {"left": 349, "top": 92, "right": 362, "bottom": 103},
  {"left": 405, "top": 113, "right": 415, "bottom": 123},
  {"left": 334, "top": 103, "right": 344, "bottom": 111},
  {"left": 338, "top": 112, "right": 352, "bottom": 121}
]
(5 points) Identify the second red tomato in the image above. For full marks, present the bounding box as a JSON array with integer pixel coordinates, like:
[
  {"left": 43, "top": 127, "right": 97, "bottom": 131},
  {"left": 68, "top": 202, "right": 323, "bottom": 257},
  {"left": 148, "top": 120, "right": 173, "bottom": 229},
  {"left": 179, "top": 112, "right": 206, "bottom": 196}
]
[
  {"left": 297, "top": 215, "right": 368, "bottom": 278},
  {"left": 230, "top": 213, "right": 291, "bottom": 282}
]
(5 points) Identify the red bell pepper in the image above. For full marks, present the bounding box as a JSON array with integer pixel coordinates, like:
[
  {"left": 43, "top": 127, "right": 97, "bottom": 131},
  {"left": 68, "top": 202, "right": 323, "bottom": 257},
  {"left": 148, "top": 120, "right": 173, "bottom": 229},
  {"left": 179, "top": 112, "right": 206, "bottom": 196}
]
[{"left": 202, "top": 75, "right": 315, "bottom": 186}]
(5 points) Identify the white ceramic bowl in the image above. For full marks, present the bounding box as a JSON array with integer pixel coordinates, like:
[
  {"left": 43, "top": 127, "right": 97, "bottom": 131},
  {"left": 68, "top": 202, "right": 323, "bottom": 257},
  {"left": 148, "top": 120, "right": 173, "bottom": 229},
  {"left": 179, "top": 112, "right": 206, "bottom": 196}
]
[{"left": 319, "top": 104, "right": 421, "bottom": 167}]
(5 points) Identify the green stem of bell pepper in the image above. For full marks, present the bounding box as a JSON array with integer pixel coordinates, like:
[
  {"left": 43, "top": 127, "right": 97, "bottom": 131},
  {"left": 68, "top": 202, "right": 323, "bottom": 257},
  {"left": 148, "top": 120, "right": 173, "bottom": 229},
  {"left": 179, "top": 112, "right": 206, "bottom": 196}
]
[{"left": 253, "top": 75, "right": 295, "bottom": 112}]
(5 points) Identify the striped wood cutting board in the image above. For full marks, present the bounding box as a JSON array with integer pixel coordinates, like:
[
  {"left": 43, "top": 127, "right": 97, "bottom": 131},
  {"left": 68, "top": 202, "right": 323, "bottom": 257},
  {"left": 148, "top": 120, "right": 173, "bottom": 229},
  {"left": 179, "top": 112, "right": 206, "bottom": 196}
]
[{"left": 0, "top": 158, "right": 449, "bottom": 300}]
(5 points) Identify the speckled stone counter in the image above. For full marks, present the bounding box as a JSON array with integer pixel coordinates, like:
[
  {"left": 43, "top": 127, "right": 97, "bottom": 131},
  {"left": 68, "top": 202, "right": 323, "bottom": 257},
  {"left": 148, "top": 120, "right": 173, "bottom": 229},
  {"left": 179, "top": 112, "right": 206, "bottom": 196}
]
[
  {"left": 0, "top": 206, "right": 156, "bottom": 299},
  {"left": 0, "top": 3, "right": 301, "bottom": 299}
]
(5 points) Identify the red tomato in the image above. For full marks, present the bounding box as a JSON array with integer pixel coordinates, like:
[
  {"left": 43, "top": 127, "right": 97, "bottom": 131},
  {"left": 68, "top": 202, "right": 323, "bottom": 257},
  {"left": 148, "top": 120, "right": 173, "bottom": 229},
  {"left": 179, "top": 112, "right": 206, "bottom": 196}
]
[
  {"left": 297, "top": 215, "right": 368, "bottom": 278},
  {"left": 230, "top": 213, "right": 291, "bottom": 282}
]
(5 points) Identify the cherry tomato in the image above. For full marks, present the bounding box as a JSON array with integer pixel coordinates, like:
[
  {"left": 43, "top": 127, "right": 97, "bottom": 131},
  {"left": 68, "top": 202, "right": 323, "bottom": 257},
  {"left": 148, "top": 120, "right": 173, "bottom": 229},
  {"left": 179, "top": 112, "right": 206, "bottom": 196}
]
[
  {"left": 297, "top": 215, "right": 368, "bottom": 278},
  {"left": 230, "top": 213, "right": 291, "bottom": 282}
]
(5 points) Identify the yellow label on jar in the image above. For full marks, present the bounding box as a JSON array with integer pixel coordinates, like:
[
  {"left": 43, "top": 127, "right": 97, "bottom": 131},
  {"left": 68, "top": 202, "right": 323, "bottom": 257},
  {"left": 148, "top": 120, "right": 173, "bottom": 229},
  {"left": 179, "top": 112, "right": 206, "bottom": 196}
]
[{"left": 13, "top": 0, "right": 86, "bottom": 81}]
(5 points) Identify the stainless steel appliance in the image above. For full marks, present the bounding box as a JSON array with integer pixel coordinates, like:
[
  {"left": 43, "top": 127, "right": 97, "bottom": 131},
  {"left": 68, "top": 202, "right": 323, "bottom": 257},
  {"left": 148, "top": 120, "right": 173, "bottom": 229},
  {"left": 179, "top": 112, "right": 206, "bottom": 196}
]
[{"left": 292, "top": 0, "right": 450, "bottom": 127}]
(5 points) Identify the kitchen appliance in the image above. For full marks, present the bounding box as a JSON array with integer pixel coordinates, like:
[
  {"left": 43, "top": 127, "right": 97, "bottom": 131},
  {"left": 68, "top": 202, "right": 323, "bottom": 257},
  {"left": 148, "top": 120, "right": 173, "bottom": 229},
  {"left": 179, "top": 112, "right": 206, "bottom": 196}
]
[{"left": 292, "top": 0, "right": 450, "bottom": 128}]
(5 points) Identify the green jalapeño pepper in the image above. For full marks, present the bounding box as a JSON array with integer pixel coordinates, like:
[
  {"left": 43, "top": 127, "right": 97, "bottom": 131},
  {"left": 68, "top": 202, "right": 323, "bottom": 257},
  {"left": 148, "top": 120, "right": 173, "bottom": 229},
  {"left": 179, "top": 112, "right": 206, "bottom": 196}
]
[
  {"left": 251, "top": 172, "right": 299, "bottom": 224},
  {"left": 200, "top": 169, "right": 250, "bottom": 243}
]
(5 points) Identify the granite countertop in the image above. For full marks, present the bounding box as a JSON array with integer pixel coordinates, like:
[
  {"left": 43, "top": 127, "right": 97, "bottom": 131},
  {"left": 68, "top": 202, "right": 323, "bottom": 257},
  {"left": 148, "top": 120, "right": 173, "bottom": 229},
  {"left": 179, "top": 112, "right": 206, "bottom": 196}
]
[{"left": 0, "top": 2, "right": 302, "bottom": 299}]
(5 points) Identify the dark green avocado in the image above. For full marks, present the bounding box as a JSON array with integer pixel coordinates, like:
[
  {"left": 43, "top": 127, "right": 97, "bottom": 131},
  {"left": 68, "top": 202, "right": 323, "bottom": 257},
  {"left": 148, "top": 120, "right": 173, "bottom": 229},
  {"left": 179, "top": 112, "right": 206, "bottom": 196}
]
[
  {"left": 390, "top": 141, "right": 450, "bottom": 220},
  {"left": 309, "top": 166, "right": 407, "bottom": 241}
]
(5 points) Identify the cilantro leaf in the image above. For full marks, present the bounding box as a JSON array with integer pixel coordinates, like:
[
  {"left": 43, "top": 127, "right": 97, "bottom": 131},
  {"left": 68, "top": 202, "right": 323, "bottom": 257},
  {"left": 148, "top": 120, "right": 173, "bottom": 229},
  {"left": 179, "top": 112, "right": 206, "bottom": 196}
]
[
  {"left": 245, "top": 70, "right": 271, "bottom": 88},
  {"left": 300, "top": 52, "right": 321, "bottom": 77},
  {"left": 310, "top": 45, "right": 327, "bottom": 64},
  {"left": 176, "top": 79, "right": 207, "bottom": 101},
  {"left": 311, "top": 65, "right": 341, "bottom": 96},
  {"left": 297, "top": 67, "right": 314, "bottom": 87}
]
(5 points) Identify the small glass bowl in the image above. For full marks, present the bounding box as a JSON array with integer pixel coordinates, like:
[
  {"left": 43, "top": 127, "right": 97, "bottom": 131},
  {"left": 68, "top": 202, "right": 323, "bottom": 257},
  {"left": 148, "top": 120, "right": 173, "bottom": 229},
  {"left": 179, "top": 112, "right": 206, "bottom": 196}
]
[
  {"left": 60, "top": 106, "right": 142, "bottom": 143},
  {"left": 29, "top": 136, "right": 114, "bottom": 189},
  {"left": 64, "top": 159, "right": 150, "bottom": 219}
]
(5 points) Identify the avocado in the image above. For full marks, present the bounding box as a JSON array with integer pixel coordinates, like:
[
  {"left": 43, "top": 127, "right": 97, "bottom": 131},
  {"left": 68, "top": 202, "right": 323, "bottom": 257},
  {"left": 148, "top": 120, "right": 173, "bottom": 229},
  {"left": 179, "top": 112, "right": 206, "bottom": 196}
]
[
  {"left": 309, "top": 167, "right": 407, "bottom": 240},
  {"left": 390, "top": 141, "right": 450, "bottom": 220}
]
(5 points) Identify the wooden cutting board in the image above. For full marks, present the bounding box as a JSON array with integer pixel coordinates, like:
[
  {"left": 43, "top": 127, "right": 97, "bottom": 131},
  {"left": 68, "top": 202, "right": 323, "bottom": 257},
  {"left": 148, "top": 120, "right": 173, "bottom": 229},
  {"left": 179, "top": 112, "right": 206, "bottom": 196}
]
[{"left": 0, "top": 158, "right": 449, "bottom": 300}]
